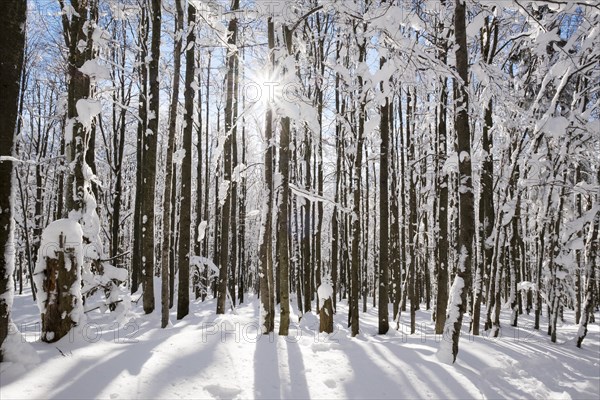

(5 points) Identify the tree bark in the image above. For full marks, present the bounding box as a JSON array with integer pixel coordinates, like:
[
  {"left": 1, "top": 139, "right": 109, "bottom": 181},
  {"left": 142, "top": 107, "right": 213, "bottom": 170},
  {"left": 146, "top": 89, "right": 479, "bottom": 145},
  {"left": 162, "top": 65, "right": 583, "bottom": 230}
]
[
  {"left": 350, "top": 34, "right": 367, "bottom": 337},
  {"left": 277, "top": 25, "right": 293, "bottom": 335},
  {"left": 378, "top": 55, "right": 390, "bottom": 335},
  {"left": 473, "top": 15, "right": 497, "bottom": 336},
  {"left": 177, "top": 3, "right": 196, "bottom": 320},
  {"left": 576, "top": 211, "right": 599, "bottom": 347},
  {"left": 407, "top": 87, "right": 418, "bottom": 335},
  {"left": 131, "top": 6, "right": 148, "bottom": 295},
  {"left": 435, "top": 74, "right": 449, "bottom": 334},
  {"left": 216, "top": 0, "right": 239, "bottom": 314},
  {"left": 141, "top": 0, "right": 161, "bottom": 314},
  {"left": 0, "top": 0, "right": 26, "bottom": 361},
  {"left": 161, "top": 0, "right": 184, "bottom": 327},
  {"left": 438, "top": 0, "right": 474, "bottom": 364},
  {"left": 258, "top": 17, "right": 275, "bottom": 334}
]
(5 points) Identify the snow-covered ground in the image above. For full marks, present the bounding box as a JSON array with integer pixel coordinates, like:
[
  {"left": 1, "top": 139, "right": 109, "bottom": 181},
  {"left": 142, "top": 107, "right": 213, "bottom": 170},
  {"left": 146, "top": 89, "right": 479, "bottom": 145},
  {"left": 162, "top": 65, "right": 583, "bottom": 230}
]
[{"left": 1, "top": 287, "right": 599, "bottom": 400}]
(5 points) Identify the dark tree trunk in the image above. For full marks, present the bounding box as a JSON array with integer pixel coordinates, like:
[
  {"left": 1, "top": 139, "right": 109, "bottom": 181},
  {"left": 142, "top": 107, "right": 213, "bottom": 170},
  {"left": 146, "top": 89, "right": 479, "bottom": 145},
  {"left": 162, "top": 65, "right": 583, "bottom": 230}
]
[
  {"left": 216, "top": 0, "right": 239, "bottom": 314},
  {"left": 177, "top": 3, "right": 196, "bottom": 320},
  {"left": 577, "top": 212, "right": 599, "bottom": 347},
  {"left": 378, "top": 56, "right": 390, "bottom": 335},
  {"left": 258, "top": 18, "right": 275, "bottom": 333},
  {"left": 390, "top": 96, "right": 401, "bottom": 322},
  {"left": 131, "top": 5, "right": 147, "bottom": 294},
  {"left": 229, "top": 46, "right": 239, "bottom": 307},
  {"left": 473, "top": 16, "right": 497, "bottom": 336},
  {"left": 435, "top": 76, "right": 449, "bottom": 334},
  {"left": 407, "top": 87, "right": 418, "bottom": 334},
  {"left": 319, "top": 296, "right": 334, "bottom": 334},
  {"left": 202, "top": 51, "right": 212, "bottom": 300},
  {"left": 193, "top": 50, "right": 203, "bottom": 300},
  {"left": 303, "top": 129, "right": 312, "bottom": 314},
  {"left": 277, "top": 26, "right": 293, "bottom": 335},
  {"left": 350, "top": 36, "right": 367, "bottom": 338},
  {"left": 141, "top": 0, "right": 161, "bottom": 314},
  {"left": 439, "top": 0, "right": 474, "bottom": 364},
  {"left": 162, "top": 0, "right": 184, "bottom": 327},
  {"left": 0, "top": 0, "right": 26, "bottom": 361},
  {"left": 37, "top": 230, "right": 82, "bottom": 343}
]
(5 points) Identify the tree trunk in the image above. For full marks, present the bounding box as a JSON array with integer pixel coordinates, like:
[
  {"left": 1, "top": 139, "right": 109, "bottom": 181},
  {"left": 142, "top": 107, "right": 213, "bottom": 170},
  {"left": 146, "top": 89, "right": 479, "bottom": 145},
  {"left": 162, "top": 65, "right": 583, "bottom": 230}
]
[
  {"left": 438, "top": 0, "right": 474, "bottom": 364},
  {"left": 193, "top": 49, "right": 203, "bottom": 300},
  {"left": 277, "top": 25, "right": 293, "bottom": 336},
  {"left": 435, "top": 75, "right": 449, "bottom": 335},
  {"left": 161, "top": 0, "right": 184, "bottom": 328},
  {"left": 202, "top": 51, "right": 212, "bottom": 300},
  {"left": 407, "top": 87, "right": 418, "bottom": 335},
  {"left": 331, "top": 40, "right": 343, "bottom": 313},
  {"left": 216, "top": 0, "right": 239, "bottom": 314},
  {"left": 319, "top": 287, "right": 334, "bottom": 334},
  {"left": 378, "top": 55, "right": 390, "bottom": 335},
  {"left": 131, "top": 5, "right": 148, "bottom": 295},
  {"left": 0, "top": 0, "right": 26, "bottom": 361},
  {"left": 229, "top": 45, "right": 240, "bottom": 307},
  {"left": 576, "top": 211, "right": 599, "bottom": 347},
  {"left": 350, "top": 36, "right": 367, "bottom": 338},
  {"left": 141, "top": 0, "right": 161, "bottom": 314},
  {"left": 177, "top": 3, "right": 196, "bottom": 320},
  {"left": 238, "top": 50, "right": 247, "bottom": 305},
  {"left": 302, "top": 129, "right": 312, "bottom": 314},
  {"left": 258, "top": 17, "right": 276, "bottom": 334},
  {"left": 473, "top": 98, "right": 494, "bottom": 335},
  {"left": 473, "top": 15, "right": 497, "bottom": 336},
  {"left": 390, "top": 95, "right": 401, "bottom": 322},
  {"left": 509, "top": 193, "right": 523, "bottom": 328},
  {"left": 35, "top": 226, "right": 83, "bottom": 343}
]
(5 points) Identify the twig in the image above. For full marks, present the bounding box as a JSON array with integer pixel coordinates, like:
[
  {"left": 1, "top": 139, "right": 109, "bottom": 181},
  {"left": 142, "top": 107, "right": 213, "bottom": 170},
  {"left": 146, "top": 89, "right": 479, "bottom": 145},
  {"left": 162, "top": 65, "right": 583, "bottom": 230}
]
[
  {"left": 84, "top": 299, "right": 124, "bottom": 314},
  {"left": 99, "top": 251, "right": 131, "bottom": 263},
  {"left": 132, "top": 293, "right": 143, "bottom": 304},
  {"left": 55, "top": 347, "right": 71, "bottom": 357}
]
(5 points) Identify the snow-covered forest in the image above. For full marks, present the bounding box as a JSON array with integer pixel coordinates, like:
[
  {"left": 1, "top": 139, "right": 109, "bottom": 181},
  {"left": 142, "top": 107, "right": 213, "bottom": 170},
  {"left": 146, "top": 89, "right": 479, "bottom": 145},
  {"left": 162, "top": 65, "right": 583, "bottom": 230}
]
[{"left": 1, "top": 0, "right": 599, "bottom": 398}]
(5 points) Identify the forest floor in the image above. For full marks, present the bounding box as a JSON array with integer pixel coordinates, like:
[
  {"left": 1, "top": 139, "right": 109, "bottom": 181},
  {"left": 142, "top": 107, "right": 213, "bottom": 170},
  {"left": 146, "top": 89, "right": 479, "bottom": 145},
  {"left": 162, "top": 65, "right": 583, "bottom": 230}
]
[{"left": 1, "top": 285, "right": 599, "bottom": 400}]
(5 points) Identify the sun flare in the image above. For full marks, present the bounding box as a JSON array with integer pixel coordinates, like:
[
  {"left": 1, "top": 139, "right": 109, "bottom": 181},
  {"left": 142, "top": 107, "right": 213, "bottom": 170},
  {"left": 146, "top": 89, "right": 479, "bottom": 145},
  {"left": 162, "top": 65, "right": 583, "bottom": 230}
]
[{"left": 244, "top": 70, "right": 282, "bottom": 107}]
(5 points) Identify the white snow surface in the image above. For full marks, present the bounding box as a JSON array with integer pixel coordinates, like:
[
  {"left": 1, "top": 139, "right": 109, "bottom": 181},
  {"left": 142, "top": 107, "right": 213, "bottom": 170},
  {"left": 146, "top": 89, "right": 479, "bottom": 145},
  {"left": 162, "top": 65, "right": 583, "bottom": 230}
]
[
  {"left": 2, "top": 283, "right": 599, "bottom": 400},
  {"left": 0, "top": 322, "right": 40, "bottom": 377}
]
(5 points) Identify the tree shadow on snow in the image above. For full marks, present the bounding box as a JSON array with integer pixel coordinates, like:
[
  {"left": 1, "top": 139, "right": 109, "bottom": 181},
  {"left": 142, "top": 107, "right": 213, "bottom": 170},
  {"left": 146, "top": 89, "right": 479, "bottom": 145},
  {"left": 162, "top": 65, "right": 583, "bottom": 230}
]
[{"left": 253, "top": 336, "right": 281, "bottom": 399}]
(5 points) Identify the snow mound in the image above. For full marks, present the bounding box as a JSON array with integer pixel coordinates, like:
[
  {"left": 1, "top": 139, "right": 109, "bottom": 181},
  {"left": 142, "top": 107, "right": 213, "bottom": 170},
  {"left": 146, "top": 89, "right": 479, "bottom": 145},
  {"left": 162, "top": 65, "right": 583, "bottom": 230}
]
[{"left": 0, "top": 322, "right": 40, "bottom": 380}]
